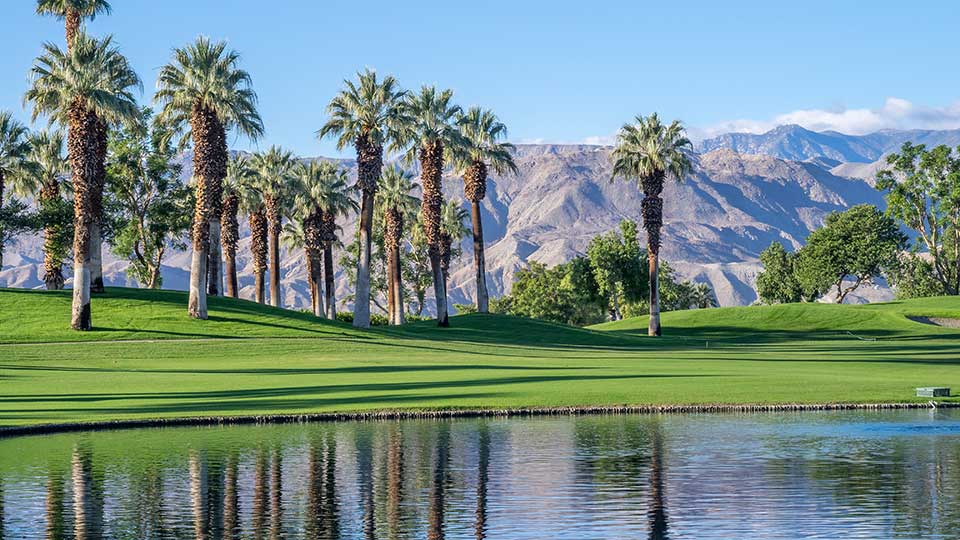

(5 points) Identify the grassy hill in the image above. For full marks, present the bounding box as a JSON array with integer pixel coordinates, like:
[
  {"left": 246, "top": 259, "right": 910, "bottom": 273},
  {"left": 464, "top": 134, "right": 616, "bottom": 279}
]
[{"left": 2, "top": 287, "right": 959, "bottom": 430}]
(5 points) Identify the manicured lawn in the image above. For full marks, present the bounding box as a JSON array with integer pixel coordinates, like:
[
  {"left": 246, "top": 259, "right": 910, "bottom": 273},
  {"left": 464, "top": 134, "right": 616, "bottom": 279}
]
[{"left": 1, "top": 287, "right": 959, "bottom": 429}]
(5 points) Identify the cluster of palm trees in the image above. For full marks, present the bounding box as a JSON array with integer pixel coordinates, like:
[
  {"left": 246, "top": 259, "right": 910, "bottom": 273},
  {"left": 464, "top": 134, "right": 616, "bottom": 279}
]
[
  {"left": 4, "top": 0, "right": 518, "bottom": 330},
  {"left": 3, "top": 1, "right": 696, "bottom": 336}
]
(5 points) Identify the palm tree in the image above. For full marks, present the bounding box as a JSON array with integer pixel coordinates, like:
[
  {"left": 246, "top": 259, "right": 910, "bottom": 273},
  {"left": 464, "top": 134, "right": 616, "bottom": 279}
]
[
  {"left": 250, "top": 146, "right": 297, "bottom": 309},
  {"left": 691, "top": 282, "right": 718, "bottom": 309},
  {"left": 318, "top": 69, "right": 410, "bottom": 328},
  {"left": 37, "top": 0, "right": 114, "bottom": 293},
  {"left": 239, "top": 185, "right": 268, "bottom": 304},
  {"left": 26, "top": 34, "right": 140, "bottom": 330},
  {"left": 36, "top": 0, "right": 112, "bottom": 49},
  {"left": 456, "top": 107, "right": 517, "bottom": 313},
  {"left": 288, "top": 161, "right": 345, "bottom": 318},
  {"left": 314, "top": 169, "right": 360, "bottom": 319},
  {"left": 155, "top": 37, "right": 263, "bottom": 319},
  {"left": 611, "top": 113, "right": 692, "bottom": 336},
  {"left": 403, "top": 86, "right": 465, "bottom": 327},
  {"left": 378, "top": 166, "right": 419, "bottom": 325},
  {"left": 0, "top": 112, "right": 36, "bottom": 271},
  {"left": 439, "top": 199, "right": 469, "bottom": 304},
  {"left": 280, "top": 220, "right": 321, "bottom": 315},
  {"left": 28, "top": 129, "right": 70, "bottom": 289},
  {"left": 222, "top": 156, "right": 253, "bottom": 298}
]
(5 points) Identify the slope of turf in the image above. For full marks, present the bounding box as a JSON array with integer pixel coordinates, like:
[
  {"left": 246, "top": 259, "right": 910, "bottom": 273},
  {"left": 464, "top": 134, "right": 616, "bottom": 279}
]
[{"left": 1, "top": 287, "right": 959, "bottom": 430}]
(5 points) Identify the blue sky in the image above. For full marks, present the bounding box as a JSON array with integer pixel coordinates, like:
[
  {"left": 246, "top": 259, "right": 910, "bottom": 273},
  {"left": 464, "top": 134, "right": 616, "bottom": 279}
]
[{"left": 2, "top": 0, "right": 958, "bottom": 156}]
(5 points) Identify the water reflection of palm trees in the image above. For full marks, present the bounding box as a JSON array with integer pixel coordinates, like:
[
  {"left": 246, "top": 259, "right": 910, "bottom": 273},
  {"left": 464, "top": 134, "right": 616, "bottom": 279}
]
[
  {"left": 647, "top": 421, "right": 669, "bottom": 540},
  {"left": 45, "top": 468, "right": 66, "bottom": 540},
  {"left": 428, "top": 422, "right": 451, "bottom": 540},
  {"left": 305, "top": 431, "right": 342, "bottom": 540},
  {"left": 475, "top": 422, "right": 490, "bottom": 540},
  {"left": 71, "top": 445, "right": 103, "bottom": 540}
]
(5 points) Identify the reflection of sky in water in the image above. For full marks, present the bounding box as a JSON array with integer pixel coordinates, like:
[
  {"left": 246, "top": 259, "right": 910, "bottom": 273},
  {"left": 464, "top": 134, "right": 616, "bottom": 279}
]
[{"left": 0, "top": 409, "right": 959, "bottom": 539}]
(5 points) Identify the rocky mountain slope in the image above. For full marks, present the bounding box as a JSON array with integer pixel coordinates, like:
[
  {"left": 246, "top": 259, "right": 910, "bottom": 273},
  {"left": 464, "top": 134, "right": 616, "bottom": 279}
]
[{"left": 1, "top": 143, "right": 889, "bottom": 309}]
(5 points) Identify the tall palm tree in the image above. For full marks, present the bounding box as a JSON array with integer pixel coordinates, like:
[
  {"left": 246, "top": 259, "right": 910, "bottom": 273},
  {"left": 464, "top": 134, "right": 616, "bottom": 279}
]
[
  {"left": 0, "top": 112, "right": 36, "bottom": 271},
  {"left": 403, "top": 86, "right": 464, "bottom": 327},
  {"left": 239, "top": 184, "right": 268, "bottom": 304},
  {"left": 317, "top": 169, "right": 355, "bottom": 320},
  {"left": 27, "top": 129, "right": 70, "bottom": 289},
  {"left": 250, "top": 146, "right": 296, "bottom": 309},
  {"left": 439, "top": 199, "right": 469, "bottom": 305},
  {"left": 222, "top": 156, "right": 253, "bottom": 298},
  {"left": 456, "top": 107, "right": 517, "bottom": 313},
  {"left": 155, "top": 37, "right": 263, "bottom": 319},
  {"left": 37, "top": 0, "right": 114, "bottom": 292},
  {"left": 288, "top": 161, "right": 347, "bottom": 318},
  {"left": 318, "top": 69, "right": 410, "bottom": 328},
  {"left": 26, "top": 34, "right": 140, "bottom": 330},
  {"left": 36, "top": 0, "right": 112, "bottom": 49},
  {"left": 280, "top": 220, "right": 321, "bottom": 315},
  {"left": 377, "top": 166, "right": 419, "bottom": 325},
  {"left": 611, "top": 113, "right": 692, "bottom": 336}
]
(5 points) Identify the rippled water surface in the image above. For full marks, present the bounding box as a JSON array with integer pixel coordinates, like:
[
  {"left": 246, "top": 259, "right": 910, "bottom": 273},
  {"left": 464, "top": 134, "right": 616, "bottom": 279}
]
[{"left": 2, "top": 409, "right": 960, "bottom": 539}]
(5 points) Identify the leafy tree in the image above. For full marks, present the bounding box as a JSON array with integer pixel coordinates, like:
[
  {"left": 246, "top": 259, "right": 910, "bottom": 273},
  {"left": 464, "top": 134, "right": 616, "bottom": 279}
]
[
  {"left": 26, "top": 33, "right": 141, "bottom": 330},
  {"left": 611, "top": 113, "right": 693, "bottom": 336},
  {"left": 887, "top": 254, "right": 946, "bottom": 299},
  {"left": 756, "top": 241, "right": 805, "bottom": 304},
  {"left": 455, "top": 106, "right": 517, "bottom": 313},
  {"left": 587, "top": 219, "right": 646, "bottom": 320},
  {"left": 876, "top": 143, "right": 960, "bottom": 295},
  {"left": 155, "top": 37, "right": 263, "bottom": 319},
  {"left": 796, "top": 204, "right": 906, "bottom": 303},
  {"left": 318, "top": 69, "right": 410, "bottom": 329},
  {"left": 0, "top": 200, "right": 35, "bottom": 267},
  {"left": 104, "top": 108, "right": 191, "bottom": 289},
  {"left": 500, "top": 257, "right": 607, "bottom": 326}
]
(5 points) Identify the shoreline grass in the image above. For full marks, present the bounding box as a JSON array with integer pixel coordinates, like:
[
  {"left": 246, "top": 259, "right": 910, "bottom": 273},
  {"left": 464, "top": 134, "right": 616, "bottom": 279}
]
[{"left": 2, "top": 287, "right": 960, "bottom": 433}]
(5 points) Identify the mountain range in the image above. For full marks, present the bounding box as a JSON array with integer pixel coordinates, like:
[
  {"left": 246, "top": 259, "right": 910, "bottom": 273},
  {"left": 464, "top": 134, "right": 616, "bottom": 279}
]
[{"left": 5, "top": 124, "right": 960, "bottom": 310}]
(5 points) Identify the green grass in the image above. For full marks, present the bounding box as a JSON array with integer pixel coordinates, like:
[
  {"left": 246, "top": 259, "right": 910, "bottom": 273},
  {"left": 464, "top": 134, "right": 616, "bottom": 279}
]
[{"left": 2, "top": 287, "right": 960, "bottom": 430}]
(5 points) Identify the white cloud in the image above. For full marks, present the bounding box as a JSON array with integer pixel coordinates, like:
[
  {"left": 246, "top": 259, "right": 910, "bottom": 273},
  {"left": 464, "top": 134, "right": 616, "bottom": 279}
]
[{"left": 693, "top": 98, "right": 960, "bottom": 140}]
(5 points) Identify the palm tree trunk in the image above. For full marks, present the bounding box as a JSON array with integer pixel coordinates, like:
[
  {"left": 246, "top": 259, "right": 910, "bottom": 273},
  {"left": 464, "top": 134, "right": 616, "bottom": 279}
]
[
  {"left": 354, "top": 189, "right": 375, "bottom": 328},
  {"left": 429, "top": 249, "right": 449, "bottom": 327},
  {"left": 68, "top": 102, "right": 99, "bottom": 330},
  {"left": 40, "top": 182, "right": 66, "bottom": 290},
  {"left": 268, "top": 218, "right": 281, "bottom": 308},
  {"left": 250, "top": 208, "right": 268, "bottom": 304},
  {"left": 420, "top": 142, "right": 449, "bottom": 327},
  {"left": 648, "top": 251, "right": 660, "bottom": 336},
  {"left": 89, "top": 119, "right": 108, "bottom": 294},
  {"left": 386, "top": 247, "right": 396, "bottom": 325},
  {"left": 392, "top": 241, "right": 405, "bottom": 325},
  {"left": 222, "top": 196, "right": 240, "bottom": 298},
  {"left": 306, "top": 249, "right": 324, "bottom": 318},
  {"left": 89, "top": 223, "right": 104, "bottom": 293},
  {"left": 224, "top": 255, "right": 237, "bottom": 298},
  {"left": 470, "top": 201, "right": 489, "bottom": 313},
  {"left": 643, "top": 193, "right": 663, "bottom": 337},
  {"left": 324, "top": 243, "right": 336, "bottom": 319},
  {"left": 65, "top": 9, "right": 80, "bottom": 49},
  {"left": 207, "top": 220, "right": 222, "bottom": 296},
  {"left": 188, "top": 105, "right": 227, "bottom": 319},
  {"left": 0, "top": 171, "right": 4, "bottom": 269}
]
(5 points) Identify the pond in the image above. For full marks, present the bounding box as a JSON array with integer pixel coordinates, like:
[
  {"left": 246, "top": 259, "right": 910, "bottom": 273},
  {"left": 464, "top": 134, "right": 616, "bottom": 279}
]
[{"left": 1, "top": 409, "right": 959, "bottom": 539}]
